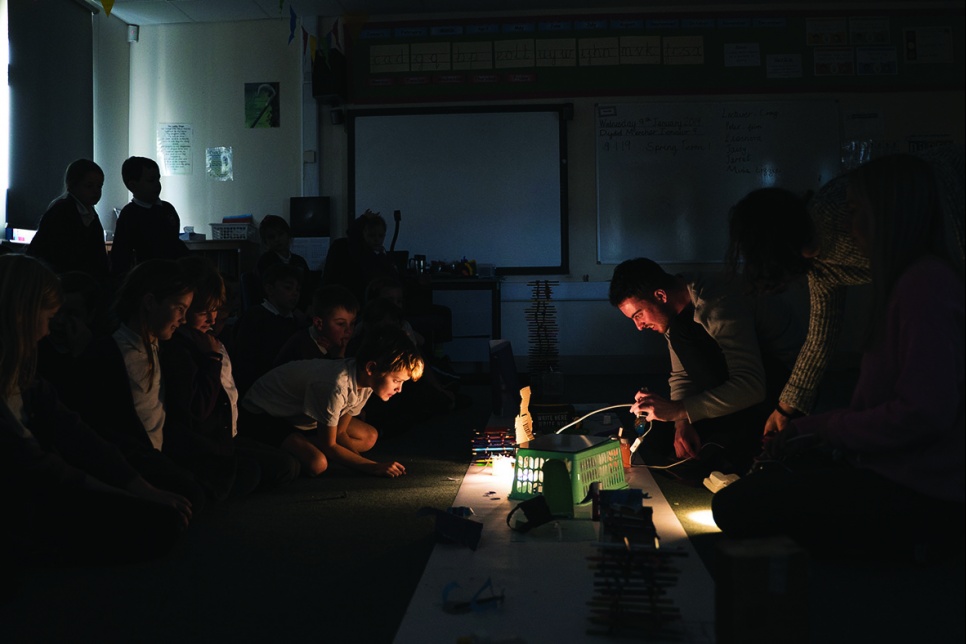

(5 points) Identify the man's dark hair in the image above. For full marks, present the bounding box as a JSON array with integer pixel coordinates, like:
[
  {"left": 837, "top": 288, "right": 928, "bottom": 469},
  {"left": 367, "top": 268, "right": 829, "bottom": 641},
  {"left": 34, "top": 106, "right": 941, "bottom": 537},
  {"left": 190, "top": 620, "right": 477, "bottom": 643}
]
[{"left": 608, "top": 258, "right": 676, "bottom": 306}]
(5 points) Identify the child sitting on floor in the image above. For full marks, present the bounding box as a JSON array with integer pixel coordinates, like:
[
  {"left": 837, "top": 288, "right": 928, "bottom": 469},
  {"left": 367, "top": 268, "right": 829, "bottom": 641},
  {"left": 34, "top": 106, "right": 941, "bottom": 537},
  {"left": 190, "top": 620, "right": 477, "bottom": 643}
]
[
  {"left": 231, "top": 262, "right": 308, "bottom": 395},
  {"left": 1, "top": 255, "right": 191, "bottom": 566},
  {"left": 160, "top": 256, "right": 301, "bottom": 501},
  {"left": 274, "top": 284, "right": 359, "bottom": 365},
  {"left": 61, "top": 258, "right": 207, "bottom": 516},
  {"left": 350, "top": 297, "right": 457, "bottom": 438},
  {"left": 255, "top": 214, "right": 313, "bottom": 311},
  {"left": 238, "top": 324, "right": 423, "bottom": 478}
]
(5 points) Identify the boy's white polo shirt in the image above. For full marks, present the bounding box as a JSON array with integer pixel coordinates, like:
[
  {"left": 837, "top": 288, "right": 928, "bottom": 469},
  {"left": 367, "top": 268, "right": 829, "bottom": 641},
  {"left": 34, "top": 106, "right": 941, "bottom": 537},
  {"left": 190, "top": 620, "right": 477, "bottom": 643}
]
[{"left": 242, "top": 358, "right": 370, "bottom": 431}]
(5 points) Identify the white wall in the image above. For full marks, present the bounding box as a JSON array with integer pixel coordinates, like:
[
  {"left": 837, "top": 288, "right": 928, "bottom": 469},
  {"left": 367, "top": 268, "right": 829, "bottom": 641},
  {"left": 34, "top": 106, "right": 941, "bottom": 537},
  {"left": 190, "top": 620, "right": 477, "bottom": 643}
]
[
  {"left": 93, "top": 13, "right": 132, "bottom": 229},
  {"left": 98, "top": 18, "right": 306, "bottom": 237}
]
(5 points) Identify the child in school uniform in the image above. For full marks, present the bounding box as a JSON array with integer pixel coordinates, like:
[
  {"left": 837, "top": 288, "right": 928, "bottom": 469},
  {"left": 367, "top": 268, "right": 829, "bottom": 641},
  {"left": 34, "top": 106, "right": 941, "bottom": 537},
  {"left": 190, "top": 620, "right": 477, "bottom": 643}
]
[
  {"left": 67, "top": 259, "right": 206, "bottom": 514},
  {"left": 110, "top": 156, "right": 189, "bottom": 279},
  {"left": 349, "top": 296, "right": 458, "bottom": 438},
  {"left": 231, "top": 262, "right": 309, "bottom": 395},
  {"left": 256, "top": 214, "right": 311, "bottom": 276},
  {"left": 35, "top": 271, "right": 114, "bottom": 409},
  {"left": 1, "top": 255, "right": 191, "bottom": 567},
  {"left": 238, "top": 323, "right": 423, "bottom": 478},
  {"left": 160, "top": 256, "right": 300, "bottom": 500},
  {"left": 274, "top": 283, "right": 359, "bottom": 365},
  {"left": 255, "top": 214, "right": 314, "bottom": 312},
  {"left": 26, "top": 159, "right": 110, "bottom": 284}
]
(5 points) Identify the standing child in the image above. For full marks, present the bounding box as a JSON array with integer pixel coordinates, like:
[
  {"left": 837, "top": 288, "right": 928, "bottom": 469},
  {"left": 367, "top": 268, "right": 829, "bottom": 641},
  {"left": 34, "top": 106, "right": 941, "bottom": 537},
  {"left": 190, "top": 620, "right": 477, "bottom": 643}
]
[
  {"left": 110, "top": 156, "right": 189, "bottom": 279},
  {"left": 239, "top": 324, "right": 423, "bottom": 478},
  {"left": 1, "top": 255, "right": 190, "bottom": 566},
  {"left": 161, "top": 256, "right": 300, "bottom": 500},
  {"left": 274, "top": 284, "right": 359, "bottom": 365},
  {"left": 27, "top": 159, "right": 110, "bottom": 284}
]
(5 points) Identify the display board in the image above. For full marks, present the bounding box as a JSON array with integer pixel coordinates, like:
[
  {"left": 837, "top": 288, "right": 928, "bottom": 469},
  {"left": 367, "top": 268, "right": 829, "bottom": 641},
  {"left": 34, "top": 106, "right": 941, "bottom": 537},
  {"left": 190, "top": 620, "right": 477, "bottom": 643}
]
[
  {"left": 349, "top": 106, "right": 569, "bottom": 274},
  {"left": 596, "top": 100, "right": 841, "bottom": 264},
  {"left": 345, "top": 10, "right": 964, "bottom": 103}
]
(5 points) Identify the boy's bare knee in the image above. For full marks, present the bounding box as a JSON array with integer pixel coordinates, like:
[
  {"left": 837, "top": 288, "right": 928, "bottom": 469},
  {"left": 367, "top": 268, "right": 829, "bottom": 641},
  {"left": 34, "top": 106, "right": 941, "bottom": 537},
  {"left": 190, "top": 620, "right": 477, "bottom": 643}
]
[
  {"left": 283, "top": 433, "right": 328, "bottom": 477},
  {"left": 360, "top": 432, "right": 378, "bottom": 452},
  {"left": 303, "top": 453, "right": 328, "bottom": 477}
]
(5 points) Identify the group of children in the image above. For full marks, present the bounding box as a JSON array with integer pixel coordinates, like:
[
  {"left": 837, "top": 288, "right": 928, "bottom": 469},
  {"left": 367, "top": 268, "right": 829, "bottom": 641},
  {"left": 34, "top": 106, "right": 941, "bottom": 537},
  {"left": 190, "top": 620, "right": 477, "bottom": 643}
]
[
  {"left": 2, "top": 229, "right": 433, "bottom": 566},
  {"left": 27, "top": 156, "right": 190, "bottom": 289}
]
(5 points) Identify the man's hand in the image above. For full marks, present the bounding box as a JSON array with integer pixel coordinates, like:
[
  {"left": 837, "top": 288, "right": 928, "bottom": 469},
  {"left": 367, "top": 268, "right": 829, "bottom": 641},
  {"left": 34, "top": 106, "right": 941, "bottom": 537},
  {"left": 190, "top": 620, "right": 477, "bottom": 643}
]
[
  {"left": 631, "top": 392, "right": 687, "bottom": 423},
  {"left": 673, "top": 421, "right": 701, "bottom": 459}
]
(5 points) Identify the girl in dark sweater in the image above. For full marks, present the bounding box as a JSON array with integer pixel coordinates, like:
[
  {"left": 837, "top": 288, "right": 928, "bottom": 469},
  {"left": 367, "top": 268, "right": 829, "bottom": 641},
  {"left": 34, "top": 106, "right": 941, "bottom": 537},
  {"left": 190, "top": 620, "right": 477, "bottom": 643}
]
[
  {"left": 160, "top": 256, "right": 300, "bottom": 500},
  {"left": 0, "top": 255, "right": 190, "bottom": 567},
  {"left": 713, "top": 155, "right": 965, "bottom": 559}
]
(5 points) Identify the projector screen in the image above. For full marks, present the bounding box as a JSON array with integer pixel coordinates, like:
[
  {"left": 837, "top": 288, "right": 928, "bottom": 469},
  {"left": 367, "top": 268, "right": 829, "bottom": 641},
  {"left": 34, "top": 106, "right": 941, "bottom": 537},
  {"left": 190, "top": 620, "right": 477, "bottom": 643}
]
[{"left": 349, "top": 106, "right": 570, "bottom": 274}]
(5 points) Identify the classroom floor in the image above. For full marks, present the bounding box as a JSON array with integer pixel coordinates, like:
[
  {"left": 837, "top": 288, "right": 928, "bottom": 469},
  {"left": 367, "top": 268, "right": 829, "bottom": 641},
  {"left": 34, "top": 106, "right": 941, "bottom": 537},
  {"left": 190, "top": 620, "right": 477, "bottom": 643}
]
[{"left": 1, "top": 374, "right": 963, "bottom": 643}]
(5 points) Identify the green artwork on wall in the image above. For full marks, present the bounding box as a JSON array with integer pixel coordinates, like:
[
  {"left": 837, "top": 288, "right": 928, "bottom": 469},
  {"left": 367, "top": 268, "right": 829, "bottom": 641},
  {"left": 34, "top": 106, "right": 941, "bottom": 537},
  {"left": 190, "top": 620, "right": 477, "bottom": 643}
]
[{"left": 245, "top": 82, "right": 280, "bottom": 128}]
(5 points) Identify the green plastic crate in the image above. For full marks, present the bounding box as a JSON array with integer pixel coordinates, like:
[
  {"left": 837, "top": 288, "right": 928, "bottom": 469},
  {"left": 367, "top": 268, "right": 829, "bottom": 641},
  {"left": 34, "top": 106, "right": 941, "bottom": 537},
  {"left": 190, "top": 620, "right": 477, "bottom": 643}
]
[{"left": 509, "top": 434, "right": 627, "bottom": 503}]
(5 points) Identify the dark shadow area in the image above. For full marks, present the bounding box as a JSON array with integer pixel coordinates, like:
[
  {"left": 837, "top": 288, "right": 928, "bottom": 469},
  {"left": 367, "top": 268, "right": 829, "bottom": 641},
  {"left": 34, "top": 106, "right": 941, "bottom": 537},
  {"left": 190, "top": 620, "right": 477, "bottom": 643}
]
[{"left": 2, "top": 373, "right": 963, "bottom": 643}]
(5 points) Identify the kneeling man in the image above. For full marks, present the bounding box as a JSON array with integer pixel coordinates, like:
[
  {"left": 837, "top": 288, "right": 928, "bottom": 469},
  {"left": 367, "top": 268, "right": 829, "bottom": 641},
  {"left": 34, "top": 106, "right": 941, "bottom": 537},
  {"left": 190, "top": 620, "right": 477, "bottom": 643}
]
[{"left": 609, "top": 258, "right": 803, "bottom": 473}]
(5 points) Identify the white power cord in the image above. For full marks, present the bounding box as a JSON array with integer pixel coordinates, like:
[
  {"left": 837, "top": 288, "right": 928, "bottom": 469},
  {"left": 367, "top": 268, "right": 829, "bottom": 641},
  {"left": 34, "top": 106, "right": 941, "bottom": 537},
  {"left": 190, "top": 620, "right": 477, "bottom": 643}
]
[{"left": 553, "top": 403, "right": 633, "bottom": 434}]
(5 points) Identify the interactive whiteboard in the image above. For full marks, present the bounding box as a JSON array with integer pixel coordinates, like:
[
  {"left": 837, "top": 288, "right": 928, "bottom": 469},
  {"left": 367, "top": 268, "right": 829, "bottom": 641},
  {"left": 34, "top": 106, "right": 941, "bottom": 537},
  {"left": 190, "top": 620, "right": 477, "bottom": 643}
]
[{"left": 350, "top": 106, "right": 569, "bottom": 274}]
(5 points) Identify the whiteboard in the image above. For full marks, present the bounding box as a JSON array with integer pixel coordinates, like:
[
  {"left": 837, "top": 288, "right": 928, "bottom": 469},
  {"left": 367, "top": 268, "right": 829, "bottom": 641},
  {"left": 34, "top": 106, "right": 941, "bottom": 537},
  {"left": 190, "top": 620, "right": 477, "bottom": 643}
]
[
  {"left": 351, "top": 108, "right": 568, "bottom": 274},
  {"left": 596, "top": 100, "right": 842, "bottom": 264}
]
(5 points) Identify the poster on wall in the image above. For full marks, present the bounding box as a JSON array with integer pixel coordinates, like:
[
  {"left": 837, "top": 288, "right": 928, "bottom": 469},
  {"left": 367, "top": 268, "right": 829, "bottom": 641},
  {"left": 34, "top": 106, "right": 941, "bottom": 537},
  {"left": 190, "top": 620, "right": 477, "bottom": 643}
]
[
  {"left": 157, "top": 123, "right": 192, "bottom": 175},
  {"left": 206, "top": 147, "right": 233, "bottom": 181},
  {"left": 245, "top": 82, "right": 280, "bottom": 128}
]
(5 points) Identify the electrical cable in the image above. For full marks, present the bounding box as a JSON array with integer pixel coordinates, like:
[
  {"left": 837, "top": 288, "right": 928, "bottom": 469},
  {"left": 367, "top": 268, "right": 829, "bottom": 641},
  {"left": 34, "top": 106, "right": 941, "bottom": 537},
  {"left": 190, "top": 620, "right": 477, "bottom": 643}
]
[
  {"left": 547, "top": 403, "right": 734, "bottom": 475},
  {"left": 553, "top": 403, "right": 632, "bottom": 434},
  {"left": 647, "top": 457, "right": 694, "bottom": 470},
  {"left": 643, "top": 441, "right": 728, "bottom": 471}
]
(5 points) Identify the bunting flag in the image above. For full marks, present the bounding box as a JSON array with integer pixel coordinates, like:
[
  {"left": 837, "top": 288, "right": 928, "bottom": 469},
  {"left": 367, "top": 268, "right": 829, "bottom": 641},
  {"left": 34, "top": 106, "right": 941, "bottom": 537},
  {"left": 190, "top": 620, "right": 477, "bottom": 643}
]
[
  {"left": 281, "top": 2, "right": 355, "bottom": 76},
  {"left": 329, "top": 16, "right": 344, "bottom": 55},
  {"left": 100, "top": 0, "right": 115, "bottom": 17},
  {"left": 309, "top": 34, "right": 318, "bottom": 64},
  {"left": 299, "top": 29, "right": 318, "bottom": 67}
]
